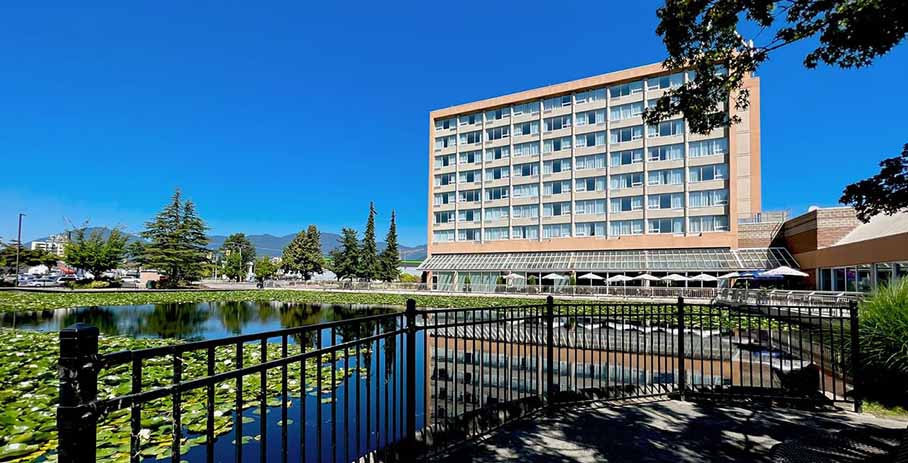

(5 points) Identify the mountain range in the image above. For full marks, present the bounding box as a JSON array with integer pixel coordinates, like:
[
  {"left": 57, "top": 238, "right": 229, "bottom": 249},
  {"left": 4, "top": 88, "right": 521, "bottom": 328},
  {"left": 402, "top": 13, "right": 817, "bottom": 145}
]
[{"left": 27, "top": 228, "right": 427, "bottom": 260}]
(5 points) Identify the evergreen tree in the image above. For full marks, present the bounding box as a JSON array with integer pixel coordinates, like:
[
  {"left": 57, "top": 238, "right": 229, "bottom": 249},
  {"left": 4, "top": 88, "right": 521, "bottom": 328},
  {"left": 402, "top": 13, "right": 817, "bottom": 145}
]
[
  {"left": 379, "top": 210, "right": 401, "bottom": 282},
  {"left": 330, "top": 228, "right": 360, "bottom": 281},
  {"left": 281, "top": 225, "right": 324, "bottom": 280},
  {"left": 141, "top": 189, "right": 210, "bottom": 288},
  {"left": 358, "top": 202, "right": 381, "bottom": 280}
]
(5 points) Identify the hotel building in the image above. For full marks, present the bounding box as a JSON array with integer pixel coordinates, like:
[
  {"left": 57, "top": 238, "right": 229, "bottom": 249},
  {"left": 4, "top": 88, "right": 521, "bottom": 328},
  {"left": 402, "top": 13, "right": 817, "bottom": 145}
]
[{"left": 420, "top": 62, "right": 799, "bottom": 288}]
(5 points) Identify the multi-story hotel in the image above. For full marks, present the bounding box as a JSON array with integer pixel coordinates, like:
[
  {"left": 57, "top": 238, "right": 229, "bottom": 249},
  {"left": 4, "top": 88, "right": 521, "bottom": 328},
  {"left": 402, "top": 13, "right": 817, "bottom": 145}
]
[{"left": 419, "top": 62, "right": 800, "bottom": 289}]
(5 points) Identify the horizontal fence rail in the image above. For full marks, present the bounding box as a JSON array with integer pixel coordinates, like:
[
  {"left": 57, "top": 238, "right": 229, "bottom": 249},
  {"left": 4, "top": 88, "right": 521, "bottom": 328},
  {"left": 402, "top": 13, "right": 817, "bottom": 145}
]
[{"left": 57, "top": 298, "right": 861, "bottom": 462}]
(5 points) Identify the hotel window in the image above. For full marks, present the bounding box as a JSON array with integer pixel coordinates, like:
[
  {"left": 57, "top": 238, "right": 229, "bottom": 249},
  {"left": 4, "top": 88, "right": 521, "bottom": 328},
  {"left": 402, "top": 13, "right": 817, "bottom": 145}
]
[
  {"left": 610, "top": 126, "right": 643, "bottom": 143},
  {"left": 459, "top": 189, "right": 481, "bottom": 203},
  {"left": 648, "top": 217, "right": 684, "bottom": 234},
  {"left": 646, "top": 73, "right": 683, "bottom": 91},
  {"left": 513, "top": 162, "right": 538, "bottom": 178},
  {"left": 513, "top": 142, "right": 540, "bottom": 157},
  {"left": 576, "top": 131, "right": 606, "bottom": 148},
  {"left": 512, "top": 225, "right": 539, "bottom": 240},
  {"left": 575, "top": 88, "right": 606, "bottom": 104},
  {"left": 610, "top": 149, "right": 643, "bottom": 166},
  {"left": 543, "top": 223, "right": 571, "bottom": 238},
  {"left": 485, "top": 186, "right": 509, "bottom": 201},
  {"left": 458, "top": 170, "right": 480, "bottom": 184},
  {"left": 513, "top": 101, "right": 540, "bottom": 116},
  {"left": 648, "top": 193, "right": 684, "bottom": 210},
  {"left": 484, "top": 207, "right": 509, "bottom": 221},
  {"left": 609, "top": 102, "right": 643, "bottom": 121},
  {"left": 576, "top": 109, "right": 606, "bottom": 126},
  {"left": 689, "top": 164, "right": 728, "bottom": 182},
  {"left": 434, "top": 135, "right": 455, "bottom": 151},
  {"left": 544, "top": 115, "right": 572, "bottom": 132},
  {"left": 512, "top": 184, "right": 539, "bottom": 198},
  {"left": 485, "top": 166, "right": 509, "bottom": 180},
  {"left": 543, "top": 95, "right": 572, "bottom": 112},
  {"left": 609, "top": 219, "right": 644, "bottom": 236},
  {"left": 485, "top": 107, "right": 509, "bottom": 121},
  {"left": 433, "top": 230, "right": 455, "bottom": 243},
  {"left": 543, "top": 136, "right": 572, "bottom": 153},
  {"left": 575, "top": 199, "right": 606, "bottom": 215},
  {"left": 458, "top": 228, "right": 480, "bottom": 241},
  {"left": 459, "top": 130, "right": 482, "bottom": 145},
  {"left": 434, "top": 192, "right": 454, "bottom": 206},
  {"left": 609, "top": 172, "right": 644, "bottom": 189},
  {"left": 484, "top": 227, "right": 509, "bottom": 241},
  {"left": 434, "top": 173, "right": 455, "bottom": 186},
  {"left": 434, "top": 211, "right": 455, "bottom": 224},
  {"left": 576, "top": 176, "right": 607, "bottom": 192},
  {"left": 457, "top": 209, "right": 480, "bottom": 223},
  {"left": 609, "top": 81, "right": 643, "bottom": 99},
  {"left": 688, "top": 215, "right": 729, "bottom": 233},
  {"left": 543, "top": 202, "right": 571, "bottom": 217},
  {"left": 486, "top": 146, "right": 510, "bottom": 161},
  {"left": 513, "top": 121, "right": 539, "bottom": 136},
  {"left": 576, "top": 222, "right": 606, "bottom": 237},
  {"left": 434, "top": 154, "right": 455, "bottom": 169},
  {"left": 689, "top": 189, "right": 728, "bottom": 208},
  {"left": 543, "top": 180, "right": 572, "bottom": 196},
  {"left": 435, "top": 117, "right": 455, "bottom": 130},
  {"left": 648, "top": 144, "right": 684, "bottom": 161},
  {"left": 459, "top": 113, "right": 481, "bottom": 126},
  {"left": 575, "top": 154, "right": 606, "bottom": 170},
  {"left": 647, "top": 96, "right": 680, "bottom": 110},
  {"left": 512, "top": 204, "right": 539, "bottom": 218},
  {"left": 688, "top": 138, "right": 728, "bottom": 158},
  {"left": 610, "top": 196, "right": 643, "bottom": 213},
  {"left": 648, "top": 168, "right": 683, "bottom": 186},
  {"left": 486, "top": 126, "right": 509, "bottom": 141},
  {"left": 459, "top": 150, "right": 481, "bottom": 165},
  {"left": 647, "top": 120, "right": 684, "bottom": 138},
  {"left": 543, "top": 158, "right": 571, "bottom": 174}
]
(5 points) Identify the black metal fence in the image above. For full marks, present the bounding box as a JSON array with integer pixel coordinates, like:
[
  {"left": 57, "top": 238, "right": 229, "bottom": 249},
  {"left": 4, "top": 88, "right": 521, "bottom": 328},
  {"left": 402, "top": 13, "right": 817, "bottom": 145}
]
[{"left": 57, "top": 298, "right": 860, "bottom": 462}]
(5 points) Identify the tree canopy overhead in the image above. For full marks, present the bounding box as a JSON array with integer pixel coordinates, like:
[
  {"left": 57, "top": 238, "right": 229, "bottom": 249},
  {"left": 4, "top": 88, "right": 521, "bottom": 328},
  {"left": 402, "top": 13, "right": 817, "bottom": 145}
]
[{"left": 841, "top": 144, "right": 908, "bottom": 222}]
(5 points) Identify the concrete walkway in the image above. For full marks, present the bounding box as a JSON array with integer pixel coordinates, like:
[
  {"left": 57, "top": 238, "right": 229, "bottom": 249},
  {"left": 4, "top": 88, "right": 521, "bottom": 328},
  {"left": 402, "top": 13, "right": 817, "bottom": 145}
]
[{"left": 440, "top": 399, "right": 906, "bottom": 462}]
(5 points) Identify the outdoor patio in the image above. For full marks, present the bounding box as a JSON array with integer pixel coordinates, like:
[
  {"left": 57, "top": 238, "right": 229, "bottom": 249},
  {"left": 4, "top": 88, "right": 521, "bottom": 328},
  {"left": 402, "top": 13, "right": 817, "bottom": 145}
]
[{"left": 439, "top": 399, "right": 907, "bottom": 462}]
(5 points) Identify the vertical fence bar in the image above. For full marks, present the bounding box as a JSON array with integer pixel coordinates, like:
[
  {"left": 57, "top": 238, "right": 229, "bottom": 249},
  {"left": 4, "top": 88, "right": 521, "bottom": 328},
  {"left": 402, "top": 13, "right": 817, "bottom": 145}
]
[
  {"left": 849, "top": 301, "right": 862, "bottom": 413},
  {"left": 58, "top": 323, "right": 99, "bottom": 463},
  {"left": 546, "top": 296, "right": 555, "bottom": 401},
  {"left": 677, "top": 297, "right": 686, "bottom": 398},
  {"left": 130, "top": 358, "right": 142, "bottom": 463},
  {"left": 172, "top": 351, "right": 182, "bottom": 462},
  {"left": 206, "top": 346, "right": 215, "bottom": 463},
  {"left": 405, "top": 299, "right": 417, "bottom": 455}
]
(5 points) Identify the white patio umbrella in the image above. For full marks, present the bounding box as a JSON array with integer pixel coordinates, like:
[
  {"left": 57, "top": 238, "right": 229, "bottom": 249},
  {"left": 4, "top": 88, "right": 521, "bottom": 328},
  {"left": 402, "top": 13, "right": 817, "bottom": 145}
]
[
  {"left": 661, "top": 274, "right": 689, "bottom": 282},
  {"left": 578, "top": 272, "right": 604, "bottom": 287},
  {"left": 690, "top": 273, "right": 718, "bottom": 288},
  {"left": 503, "top": 272, "right": 525, "bottom": 280},
  {"left": 542, "top": 273, "right": 566, "bottom": 280},
  {"left": 717, "top": 272, "right": 741, "bottom": 279},
  {"left": 760, "top": 266, "right": 809, "bottom": 277},
  {"left": 633, "top": 273, "right": 661, "bottom": 281},
  {"left": 606, "top": 274, "right": 633, "bottom": 283}
]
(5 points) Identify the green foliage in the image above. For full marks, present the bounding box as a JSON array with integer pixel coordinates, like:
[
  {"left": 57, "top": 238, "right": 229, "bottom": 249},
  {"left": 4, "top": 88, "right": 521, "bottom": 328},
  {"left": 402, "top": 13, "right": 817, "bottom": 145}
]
[
  {"left": 62, "top": 227, "right": 128, "bottom": 278},
  {"left": 358, "top": 202, "right": 381, "bottom": 281},
  {"left": 329, "top": 228, "right": 360, "bottom": 281},
  {"left": 221, "top": 233, "right": 255, "bottom": 282},
  {"left": 253, "top": 257, "right": 278, "bottom": 283},
  {"left": 65, "top": 280, "right": 112, "bottom": 290},
  {"left": 646, "top": 0, "right": 907, "bottom": 134},
  {"left": 840, "top": 144, "right": 908, "bottom": 223},
  {"left": 379, "top": 211, "right": 401, "bottom": 282},
  {"left": 0, "top": 244, "right": 58, "bottom": 277},
  {"left": 857, "top": 278, "right": 908, "bottom": 404},
  {"left": 398, "top": 273, "right": 419, "bottom": 283},
  {"left": 125, "top": 240, "right": 147, "bottom": 268},
  {"left": 528, "top": 275, "right": 538, "bottom": 286},
  {"left": 281, "top": 225, "right": 324, "bottom": 280},
  {"left": 141, "top": 189, "right": 210, "bottom": 288},
  {"left": 222, "top": 252, "right": 247, "bottom": 282}
]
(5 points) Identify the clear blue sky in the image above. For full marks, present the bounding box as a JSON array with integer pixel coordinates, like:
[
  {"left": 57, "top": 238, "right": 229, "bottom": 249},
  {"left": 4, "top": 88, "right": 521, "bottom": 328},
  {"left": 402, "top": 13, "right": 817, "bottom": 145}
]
[{"left": 1, "top": 2, "right": 906, "bottom": 246}]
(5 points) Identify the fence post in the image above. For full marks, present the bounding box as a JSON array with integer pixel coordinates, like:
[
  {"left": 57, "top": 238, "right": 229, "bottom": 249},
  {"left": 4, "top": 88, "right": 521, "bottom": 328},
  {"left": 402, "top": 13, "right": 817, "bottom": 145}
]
[
  {"left": 849, "top": 300, "right": 862, "bottom": 413},
  {"left": 545, "top": 295, "right": 555, "bottom": 401},
  {"left": 57, "top": 323, "right": 99, "bottom": 463},
  {"left": 677, "top": 297, "right": 686, "bottom": 399},
  {"left": 404, "top": 299, "right": 418, "bottom": 452}
]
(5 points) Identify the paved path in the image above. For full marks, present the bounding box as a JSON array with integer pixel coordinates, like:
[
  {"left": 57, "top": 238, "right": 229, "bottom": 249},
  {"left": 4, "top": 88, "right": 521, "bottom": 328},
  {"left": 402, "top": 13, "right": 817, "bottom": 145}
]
[{"left": 440, "top": 399, "right": 906, "bottom": 462}]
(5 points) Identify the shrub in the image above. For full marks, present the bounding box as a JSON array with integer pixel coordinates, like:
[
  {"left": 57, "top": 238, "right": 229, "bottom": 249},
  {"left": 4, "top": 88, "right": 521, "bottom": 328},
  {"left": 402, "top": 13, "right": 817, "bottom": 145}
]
[
  {"left": 858, "top": 278, "right": 908, "bottom": 404},
  {"left": 398, "top": 273, "right": 419, "bottom": 283},
  {"left": 65, "top": 280, "right": 111, "bottom": 290}
]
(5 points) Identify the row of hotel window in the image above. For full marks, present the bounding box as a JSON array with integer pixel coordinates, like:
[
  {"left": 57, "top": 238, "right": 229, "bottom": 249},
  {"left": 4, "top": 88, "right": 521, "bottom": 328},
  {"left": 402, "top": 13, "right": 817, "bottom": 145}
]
[
  {"left": 435, "top": 139, "right": 727, "bottom": 169},
  {"left": 434, "top": 73, "right": 688, "bottom": 131},
  {"left": 432, "top": 215, "right": 729, "bottom": 242},
  {"left": 435, "top": 120, "right": 695, "bottom": 151},
  {"left": 434, "top": 164, "right": 729, "bottom": 191}
]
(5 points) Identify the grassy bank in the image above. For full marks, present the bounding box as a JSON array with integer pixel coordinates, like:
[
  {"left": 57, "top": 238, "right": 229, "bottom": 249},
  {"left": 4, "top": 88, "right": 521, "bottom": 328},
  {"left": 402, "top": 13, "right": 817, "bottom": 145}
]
[{"left": 0, "top": 289, "right": 551, "bottom": 313}]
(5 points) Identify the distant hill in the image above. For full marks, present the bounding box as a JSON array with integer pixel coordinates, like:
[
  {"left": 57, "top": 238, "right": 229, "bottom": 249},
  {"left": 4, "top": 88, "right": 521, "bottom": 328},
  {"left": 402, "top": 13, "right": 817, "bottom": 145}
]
[{"left": 29, "top": 228, "right": 426, "bottom": 260}]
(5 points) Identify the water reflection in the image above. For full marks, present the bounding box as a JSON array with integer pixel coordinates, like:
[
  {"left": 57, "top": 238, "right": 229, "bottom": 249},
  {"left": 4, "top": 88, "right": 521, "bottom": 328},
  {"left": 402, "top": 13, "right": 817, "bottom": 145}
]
[{"left": 0, "top": 301, "right": 400, "bottom": 340}]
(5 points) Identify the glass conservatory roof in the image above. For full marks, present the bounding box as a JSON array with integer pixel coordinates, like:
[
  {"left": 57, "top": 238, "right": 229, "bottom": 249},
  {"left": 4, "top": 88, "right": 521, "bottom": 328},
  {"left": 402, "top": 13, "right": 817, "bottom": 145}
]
[{"left": 418, "top": 248, "right": 798, "bottom": 273}]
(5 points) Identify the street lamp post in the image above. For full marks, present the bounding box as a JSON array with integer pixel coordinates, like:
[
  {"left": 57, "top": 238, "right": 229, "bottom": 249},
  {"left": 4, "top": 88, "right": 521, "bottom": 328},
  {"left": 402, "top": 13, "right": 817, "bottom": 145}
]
[{"left": 14, "top": 213, "right": 24, "bottom": 287}]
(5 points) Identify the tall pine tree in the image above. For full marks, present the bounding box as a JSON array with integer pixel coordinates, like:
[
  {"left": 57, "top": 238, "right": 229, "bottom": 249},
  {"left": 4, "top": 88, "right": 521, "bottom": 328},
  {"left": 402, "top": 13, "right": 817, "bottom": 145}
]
[
  {"left": 281, "top": 225, "right": 324, "bottom": 280},
  {"left": 142, "top": 189, "right": 210, "bottom": 287},
  {"left": 330, "top": 228, "right": 360, "bottom": 281},
  {"left": 358, "top": 202, "right": 381, "bottom": 281},
  {"left": 379, "top": 210, "right": 401, "bottom": 282}
]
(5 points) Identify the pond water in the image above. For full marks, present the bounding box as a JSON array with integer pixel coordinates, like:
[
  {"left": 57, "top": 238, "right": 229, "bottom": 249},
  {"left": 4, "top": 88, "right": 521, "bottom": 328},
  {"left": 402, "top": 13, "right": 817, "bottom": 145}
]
[{"left": 0, "top": 301, "right": 401, "bottom": 340}]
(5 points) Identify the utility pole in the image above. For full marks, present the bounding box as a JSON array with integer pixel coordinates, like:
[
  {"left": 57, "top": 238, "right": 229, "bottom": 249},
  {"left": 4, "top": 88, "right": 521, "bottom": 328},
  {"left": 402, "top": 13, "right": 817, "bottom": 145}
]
[{"left": 14, "top": 213, "right": 24, "bottom": 287}]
